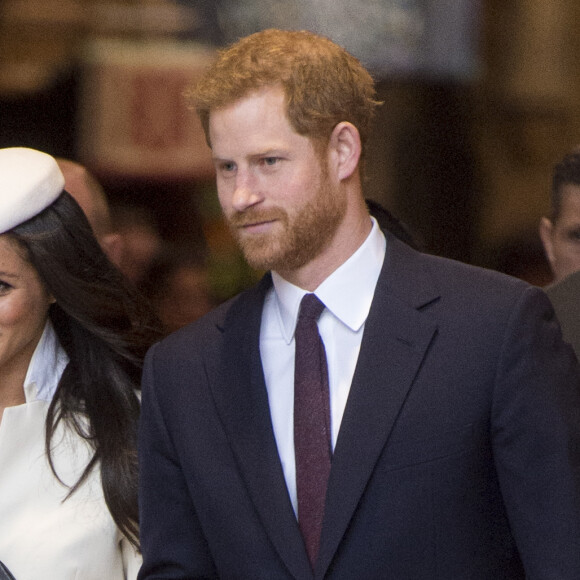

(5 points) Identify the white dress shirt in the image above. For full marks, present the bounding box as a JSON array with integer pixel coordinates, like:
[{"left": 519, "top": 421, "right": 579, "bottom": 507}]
[
  {"left": 260, "top": 218, "right": 386, "bottom": 514},
  {"left": 0, "top": 321, "right": 141, "bottom": 580}
]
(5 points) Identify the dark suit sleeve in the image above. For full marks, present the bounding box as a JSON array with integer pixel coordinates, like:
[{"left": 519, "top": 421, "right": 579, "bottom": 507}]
[
  {"left": 137, "top": 344, "right": 217, "bottom": 580},
  {"left": 491, "top": 286, "right": 580, "bottom": 576}
]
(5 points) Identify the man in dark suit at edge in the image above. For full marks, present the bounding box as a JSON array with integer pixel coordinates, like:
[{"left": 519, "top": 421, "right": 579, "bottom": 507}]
[
  {"left": 137, "top": 29, "right": 580, "bottom": 579},
  {"left": 540, "top": 147, "right": 580, "bottom": 358}
]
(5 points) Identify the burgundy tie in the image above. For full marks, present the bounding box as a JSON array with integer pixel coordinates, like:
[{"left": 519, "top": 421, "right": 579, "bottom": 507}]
[{"left": 294, "top": 293, "right": 332, "bottom": 567}]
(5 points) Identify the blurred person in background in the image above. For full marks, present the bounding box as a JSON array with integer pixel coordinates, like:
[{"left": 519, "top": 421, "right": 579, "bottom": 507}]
[
  {"left": 539, "top": 147, "right": 580, "bottom": 284},
  {"left": 540, "top": 147, "right": 580, "bottom": 358},
  {"left": 140, "top": 245, "right": 215, "bottom": 335},
  {"left": 0, "top": 147, "right": 159, "bottom": 579},
  {"left": 56, "top": 158, "right": 214, "bottom": 333},
  {"left": 56, "top": 157, "right": 124, "bottom": 268},
  {"left": 111, "top": 205, "right": 164, "bottom": 288}
]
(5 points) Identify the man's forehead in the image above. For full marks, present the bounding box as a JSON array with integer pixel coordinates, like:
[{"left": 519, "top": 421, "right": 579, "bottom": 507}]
[{"left": 210, "top": 86, "right": 286, "bottom": 117}]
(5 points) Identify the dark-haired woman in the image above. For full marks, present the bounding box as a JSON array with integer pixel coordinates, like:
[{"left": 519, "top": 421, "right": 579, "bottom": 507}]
[{"left": 0, "top": 148, "right": 160, "bottom": 579}]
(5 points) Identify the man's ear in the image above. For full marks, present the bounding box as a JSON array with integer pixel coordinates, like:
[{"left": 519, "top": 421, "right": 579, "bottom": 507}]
[
  {"left": 100, "top": 232, "right": 126, "bottom": 271},
  {"left": 328, "top": 122, "right": 361, "bottom": 181},
  {"left": 539, "top": 216, "right": 556, "bottom": 268}
]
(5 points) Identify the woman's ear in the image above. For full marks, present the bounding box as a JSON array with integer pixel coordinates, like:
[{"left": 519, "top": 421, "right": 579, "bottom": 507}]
[{"left": 328, "top": 122, "right": 362, "bottom": 181}]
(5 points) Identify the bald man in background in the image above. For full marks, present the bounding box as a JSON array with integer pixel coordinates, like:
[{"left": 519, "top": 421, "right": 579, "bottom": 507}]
[{"left": 56, "top": 158, "right": 124, "bottom": 268}]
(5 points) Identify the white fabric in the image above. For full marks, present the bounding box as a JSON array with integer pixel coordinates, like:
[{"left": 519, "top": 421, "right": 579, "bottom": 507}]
[
  {"left": 23, "top": 318, "right": 69, "bottom": 403},
  {"left": 0, "top": 147, "right": 64, "bottom": 234},
  {"left": 0, "top": 321, "right": 141, "bottom": 579},
  {"left": 260, "top": 217, "right": 386, "bottom": 513}
]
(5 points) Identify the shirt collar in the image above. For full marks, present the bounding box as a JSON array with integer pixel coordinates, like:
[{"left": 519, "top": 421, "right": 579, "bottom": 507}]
[
  {"left": 271, "top": 217, "right": 386, "bottom": 344},
  {"left": 23, "top": 319, "right": 70, "bottom": 403}
]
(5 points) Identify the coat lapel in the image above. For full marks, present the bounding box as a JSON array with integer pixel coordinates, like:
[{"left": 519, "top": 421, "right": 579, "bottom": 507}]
[
  {"left": 210, "top": 275, "right": 313, "bottom": 580},
  {"left": 316, "top": 235, "right": 440, "bottom": 578}
]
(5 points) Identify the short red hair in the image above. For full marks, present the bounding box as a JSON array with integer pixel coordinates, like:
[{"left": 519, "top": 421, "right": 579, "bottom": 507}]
[{"left": 189, "top": 29, "right": 381, "bottom": 157}]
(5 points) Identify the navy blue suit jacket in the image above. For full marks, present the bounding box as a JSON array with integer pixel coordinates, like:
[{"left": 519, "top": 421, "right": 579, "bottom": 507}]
[{"left": 138, "top": 233, "right": 580, "bottom": 579}]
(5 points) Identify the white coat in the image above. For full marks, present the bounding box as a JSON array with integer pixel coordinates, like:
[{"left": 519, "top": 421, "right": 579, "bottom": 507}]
[{"left": 0, "top": 322, "right": 141, "bottom": 579}]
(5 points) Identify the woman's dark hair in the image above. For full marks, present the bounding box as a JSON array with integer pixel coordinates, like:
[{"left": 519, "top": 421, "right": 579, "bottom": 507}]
[{"left": 10, "top": 191, "right": 160, "bottom": 550}]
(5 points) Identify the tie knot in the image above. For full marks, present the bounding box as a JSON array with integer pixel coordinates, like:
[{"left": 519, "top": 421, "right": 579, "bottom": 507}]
[{"left": 298, "top": 293, "right": 325, "bottom": 322}]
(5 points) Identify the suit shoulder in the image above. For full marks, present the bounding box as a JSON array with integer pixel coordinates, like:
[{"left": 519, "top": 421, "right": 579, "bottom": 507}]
[
  {"left": 146, "top": 280, "right": 267, "bottom": 360},
  {"left": 150, "top": 298, "right": 230, "bottom": 356},
  {"left": 426, "top": 252, "right": 529, "bottom": 292},
  {"left": 429, "top": 254, "right": 550, "bottom": 322},
  {"left": 386, "top": 234, "right": 533, "bottom": 308}
]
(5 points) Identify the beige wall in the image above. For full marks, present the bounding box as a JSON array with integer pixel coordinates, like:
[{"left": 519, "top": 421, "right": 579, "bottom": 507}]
[{"left": 473, "top": 0, "right": 580, "bottom": 248}]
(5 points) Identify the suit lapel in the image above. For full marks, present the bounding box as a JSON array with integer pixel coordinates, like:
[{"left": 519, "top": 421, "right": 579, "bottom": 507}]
[
  {"left": 208, "top": 234, "right": 440, "bottom": 579},
  {"left": 316, "top": 235, "right": 440, "bottom": 577},
  {"left": 210, "top": 275, "right": 313, "bottom": 580}
]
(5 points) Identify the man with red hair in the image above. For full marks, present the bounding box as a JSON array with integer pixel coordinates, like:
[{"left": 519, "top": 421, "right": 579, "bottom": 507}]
[{"left": 138, "top": 29, "right": 580, "bottom": 579}]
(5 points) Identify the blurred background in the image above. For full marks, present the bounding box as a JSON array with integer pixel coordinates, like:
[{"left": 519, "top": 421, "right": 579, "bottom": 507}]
[{"left": 1, "top": 0, "right": 578, "bottom": 325}]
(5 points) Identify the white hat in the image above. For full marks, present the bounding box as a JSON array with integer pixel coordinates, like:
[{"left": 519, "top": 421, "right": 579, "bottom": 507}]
[{"left": 0, "top": 147, "right": 65, "bottom": 234}]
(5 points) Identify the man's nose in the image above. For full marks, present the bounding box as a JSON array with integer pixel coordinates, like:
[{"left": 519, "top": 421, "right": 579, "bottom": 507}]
[{"left": 231, "top": 173, "right": 263, "bottom": 211}]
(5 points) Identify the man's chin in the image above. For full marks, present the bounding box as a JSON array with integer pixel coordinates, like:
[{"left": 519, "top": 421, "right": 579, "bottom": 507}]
[
  {"left": 238, "top": 238, "right": 278, "bottom": 271},
  {"left": 242, "top": 252, "right": 279, "bottom": 271},
  {"left": 242, "top": 246, "right": 312, "bottom": 274}
]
